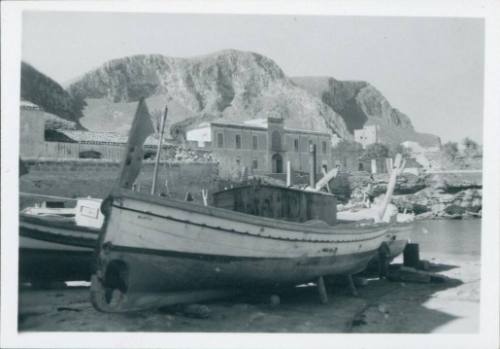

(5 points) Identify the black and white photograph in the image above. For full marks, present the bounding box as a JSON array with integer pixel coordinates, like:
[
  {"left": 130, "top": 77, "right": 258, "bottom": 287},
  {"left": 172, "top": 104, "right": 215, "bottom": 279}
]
[{"left": 1, "top": 1, "right": 499, "bottom": 348}]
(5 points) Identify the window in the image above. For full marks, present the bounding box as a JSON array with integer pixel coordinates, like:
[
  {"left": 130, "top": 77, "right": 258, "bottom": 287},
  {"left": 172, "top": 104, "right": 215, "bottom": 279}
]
[
  {"left": 308, "top": 139, "right": 314, "bottom": 152},
  {"left": 322, "top": 141, "right": 327, "bottom": 154},
  {"left": 271, "top": 131, "right": 282, "bottom": 150},
  {"left": 79, "top": 150, "right": 102, "bottom": 159},
  {"left": 252, "top": 135, "right": 258, "bottom": 150},
  {"left": 235, "top": 134, "right": 241, "bottom": 149},
  {"left": 294, "top": 139, "right": 299, "bottom": 152},
  {"left": 217, "top": 133, "right": 224, "bottom": 148},
  {"left": 252, "top": 159, "right": 258, "bottom": 169}
]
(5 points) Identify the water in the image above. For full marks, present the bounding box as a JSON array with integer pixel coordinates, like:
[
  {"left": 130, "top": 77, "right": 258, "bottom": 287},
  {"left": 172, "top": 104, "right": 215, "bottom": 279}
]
[{"left": 409, "top": 219, "right": 481, "bottom": 258}]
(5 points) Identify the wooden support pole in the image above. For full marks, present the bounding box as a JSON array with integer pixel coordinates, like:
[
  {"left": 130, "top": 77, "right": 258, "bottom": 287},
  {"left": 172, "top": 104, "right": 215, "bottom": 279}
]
[
  {"left": 309, "top": 144, "right": 317, "bottom": 188},
  {"left": 201, "top": 189, "right": 208, "bottom": 207},
  {"left": 379, "top": 153, "right": 406, "bottom": 222},
  {"left": 378, "top": 248, "right": 389, "bottom": 279},
  {"left": 286, "top": 161, "right": 292, "bottom": 187},
  {"left": 317, "top": 276, "right": 329, "bottom": 304},
  {"left": 347, "top": 274, "right": 358, "bottom": 296}
]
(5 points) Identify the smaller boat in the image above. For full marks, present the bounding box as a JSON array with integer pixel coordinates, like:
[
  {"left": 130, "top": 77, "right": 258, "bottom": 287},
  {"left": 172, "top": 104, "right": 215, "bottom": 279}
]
[{"left": 19, "top": 196, "right": 103, "bottom": 285}]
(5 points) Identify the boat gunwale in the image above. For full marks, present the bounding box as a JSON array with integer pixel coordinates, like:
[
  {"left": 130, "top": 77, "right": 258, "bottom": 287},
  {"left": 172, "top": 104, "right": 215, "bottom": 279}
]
[
  {"left": 20, "top": 226, "right": 97, "bottom": 249},
  {"left": 110, "top": 188, "right": 412, "bottom": 236},
  {"left": 20, "top": 213, "right": 102, "bottom": 234},
  {"left": 212, "top": 183, "right": 336, "bottom": 197}
]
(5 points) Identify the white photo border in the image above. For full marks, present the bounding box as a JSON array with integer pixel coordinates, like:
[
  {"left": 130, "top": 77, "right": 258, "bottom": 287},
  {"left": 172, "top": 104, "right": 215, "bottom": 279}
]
[{"left": 1, "top": 1, "right": 499, "bottom": 348}]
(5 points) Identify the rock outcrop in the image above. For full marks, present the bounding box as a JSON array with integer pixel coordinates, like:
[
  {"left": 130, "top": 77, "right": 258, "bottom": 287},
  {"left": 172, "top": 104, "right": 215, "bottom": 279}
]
[
  {"left": 68, "top": 50, "right": 351, "bottom": 139},
  {"left": 341, "top": 171, "right": 482, "bottom": 219},
  {"left": 66, "top": 50, "right": 439, "bottom": 147},
  {"left": 292, "top": 77, "right": 441, "bottom": 147}
]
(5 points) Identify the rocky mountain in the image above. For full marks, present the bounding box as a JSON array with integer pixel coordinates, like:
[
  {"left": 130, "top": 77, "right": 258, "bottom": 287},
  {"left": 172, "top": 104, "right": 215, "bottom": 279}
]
[
  {"left": 68, "top": 50, "right": 350, "bottom": 139},
  {"left": 292, "top": 77, "right": 440, "bottom": 147},
  {"left": 63, "top": 50, "right": 439, "bottom": 147}
]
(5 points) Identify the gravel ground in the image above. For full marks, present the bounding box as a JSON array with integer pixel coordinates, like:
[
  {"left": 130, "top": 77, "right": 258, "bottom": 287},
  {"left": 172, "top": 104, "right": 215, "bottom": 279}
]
[{"left": 18, "top": 253, "right": 480, "bottom": 333}]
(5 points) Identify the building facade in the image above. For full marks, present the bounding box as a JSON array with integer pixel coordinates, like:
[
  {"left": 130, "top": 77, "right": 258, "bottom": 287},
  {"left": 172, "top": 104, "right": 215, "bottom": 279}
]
[
  {"left": 187, "top": 118, "right": 333, "bottom": 178},
  {"left": 354, "top": 125, "right": 379, "bottom": 149}
]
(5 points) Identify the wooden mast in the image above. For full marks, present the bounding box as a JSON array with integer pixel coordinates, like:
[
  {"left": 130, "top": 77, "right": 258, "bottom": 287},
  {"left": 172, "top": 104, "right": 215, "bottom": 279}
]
[
  {"left": 151, "top": 105, "right": 168, "bottom": 195},
  {"left": 378, "top": 153, "right": 406, "bottom": 221}
]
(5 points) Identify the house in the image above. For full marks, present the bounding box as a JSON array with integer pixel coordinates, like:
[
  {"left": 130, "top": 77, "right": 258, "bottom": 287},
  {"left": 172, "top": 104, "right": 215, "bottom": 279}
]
[
  {"left": 354, "top": 125, "right": 380, "bottom": 148},
  {"left": 186, "top": 117, "right": 333, "bottom": 178}
]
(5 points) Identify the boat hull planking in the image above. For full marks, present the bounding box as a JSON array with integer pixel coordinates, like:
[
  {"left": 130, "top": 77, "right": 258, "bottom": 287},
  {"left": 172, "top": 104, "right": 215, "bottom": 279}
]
[{"left": 91, "top": 190, "right": 411, "bottom": 312}]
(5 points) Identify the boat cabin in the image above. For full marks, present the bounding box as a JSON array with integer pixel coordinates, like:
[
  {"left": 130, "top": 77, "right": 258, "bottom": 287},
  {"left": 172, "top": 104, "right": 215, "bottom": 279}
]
[{"left": 212, "top": 184, "right": 337, "bottom": 225}]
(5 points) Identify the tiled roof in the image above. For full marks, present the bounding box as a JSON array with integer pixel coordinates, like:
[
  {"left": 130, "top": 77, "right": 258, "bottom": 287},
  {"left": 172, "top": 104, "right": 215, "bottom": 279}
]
[
  {"left": 195, "top": 118, "right": 331, "bottom": 137},
  {"left": 58, "top": 130, "right": 166, "bottom": 146},
  {"left": 20, "top": 100, "right": 42, "bottom": 110}
]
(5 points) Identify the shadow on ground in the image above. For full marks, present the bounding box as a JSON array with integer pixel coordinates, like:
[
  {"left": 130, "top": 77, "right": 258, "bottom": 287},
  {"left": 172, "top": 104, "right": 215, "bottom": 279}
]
[{"left": 18, "top": 260, "right": 475, "bottom": 333}]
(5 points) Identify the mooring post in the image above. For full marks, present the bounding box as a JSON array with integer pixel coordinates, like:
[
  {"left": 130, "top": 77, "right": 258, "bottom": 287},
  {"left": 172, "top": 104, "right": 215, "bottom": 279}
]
[
  {"left": 404, "top": 243, "right": 420, "bottom": 268},
  {"left": 317, "top": 276, "right": 328, "bottom": 304},
  {"left": 347, "top": 274, "right": 358, "bottom": 296}
]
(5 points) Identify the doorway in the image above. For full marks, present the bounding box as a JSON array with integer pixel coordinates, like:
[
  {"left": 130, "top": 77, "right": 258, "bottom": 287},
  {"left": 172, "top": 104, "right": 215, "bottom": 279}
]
[{"left": 272, "top": 153, "right": 283, "bottom": 173}]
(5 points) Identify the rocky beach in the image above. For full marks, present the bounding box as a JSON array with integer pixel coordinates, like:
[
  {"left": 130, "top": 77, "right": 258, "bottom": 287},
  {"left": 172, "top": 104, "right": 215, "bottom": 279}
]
[{"left": 334, "top": 171, "right": 482, "bottom": 220}]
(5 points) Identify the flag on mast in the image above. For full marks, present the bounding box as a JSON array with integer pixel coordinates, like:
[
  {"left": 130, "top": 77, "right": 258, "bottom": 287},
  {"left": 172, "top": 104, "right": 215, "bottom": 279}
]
[{"left": 117, "top": 98, "right": 155, "bottom": 189}]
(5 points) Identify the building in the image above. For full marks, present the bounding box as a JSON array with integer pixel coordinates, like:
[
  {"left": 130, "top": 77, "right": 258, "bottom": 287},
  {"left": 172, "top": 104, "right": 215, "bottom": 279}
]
[
  {"left": 20, "top": 101, "right": 46, "bottom": 158},
  {"left": 354, "top": 125, "right": 379, "bottom": 148},
  {"left": 19, "top": 100, "right": 172, "bottom": 161},
  {"left": 186, "top": 117, "right": 333, "bottom": 178}
]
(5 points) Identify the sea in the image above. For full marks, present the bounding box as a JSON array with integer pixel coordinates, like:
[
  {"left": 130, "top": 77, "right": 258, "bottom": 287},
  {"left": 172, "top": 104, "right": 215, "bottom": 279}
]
[{"left": 409, "top": 219, "right": 482, "bottom": 259}]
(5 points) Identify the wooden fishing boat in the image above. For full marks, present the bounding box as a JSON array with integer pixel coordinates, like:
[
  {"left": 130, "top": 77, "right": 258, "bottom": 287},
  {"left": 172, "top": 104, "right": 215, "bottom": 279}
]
[
  {"left": 19, "top": 197, "right": 103, "bottom": 284},
  {"left": 91, "top": 187, "right": 411, "bottom": 312},
  {"left": 90, "top": 99, "right": 413, "bottom": 312}
]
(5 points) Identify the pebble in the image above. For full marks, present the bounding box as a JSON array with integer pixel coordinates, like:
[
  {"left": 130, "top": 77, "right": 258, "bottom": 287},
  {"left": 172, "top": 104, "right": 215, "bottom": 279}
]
[
  {"left": 377, "top": 304, "right": 388, "bottom": 314},
  {"left": 182, "top": 304, "right": 211, "bottom": 319}
]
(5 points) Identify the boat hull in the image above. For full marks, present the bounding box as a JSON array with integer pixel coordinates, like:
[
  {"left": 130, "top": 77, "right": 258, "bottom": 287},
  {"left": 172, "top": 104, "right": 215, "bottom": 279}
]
[
  {"left": 19, "top": 214, "right": 99, "bottom": 283},
  {"left": 92, "top": 190, "right": 412, "bottom": 312}
]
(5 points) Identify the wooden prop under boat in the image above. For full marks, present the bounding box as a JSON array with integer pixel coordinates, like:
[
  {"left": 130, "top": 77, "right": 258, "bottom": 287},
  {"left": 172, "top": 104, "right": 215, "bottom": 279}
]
[
  {"left": 19, "top": 196, "right": 103, "bottom": 284},
  {"left": 90, "top": 99, "right": 412, "bottom": 312}
]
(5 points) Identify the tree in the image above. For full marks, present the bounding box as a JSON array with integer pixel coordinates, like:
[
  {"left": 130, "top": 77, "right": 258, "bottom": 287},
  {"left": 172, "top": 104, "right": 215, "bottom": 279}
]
[
  {"left": 462, "top": 137, "right": 481, "bottom": 157},
  {"left": 389, "top": 143, "right": 411, "bottom": 159},
  {"left": 442, "top": 141, "right": 459, "bottom": 161},
  {"left": 361, "top": 143, "right": 389, "bottom": 160},
  {"left": 332, "top": 140, "right": 363, "bottom": 154}
]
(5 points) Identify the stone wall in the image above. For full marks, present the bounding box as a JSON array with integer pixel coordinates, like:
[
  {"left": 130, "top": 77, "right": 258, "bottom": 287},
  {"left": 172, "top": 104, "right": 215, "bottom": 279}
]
[{"left": 20, "top": 159, "right": 220, "bottom": 207}]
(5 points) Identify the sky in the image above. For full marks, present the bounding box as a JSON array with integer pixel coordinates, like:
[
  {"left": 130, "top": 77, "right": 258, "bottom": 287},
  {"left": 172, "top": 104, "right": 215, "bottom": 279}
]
[{"left": 22, "top": 12, "right": 484, "bottom": 143}]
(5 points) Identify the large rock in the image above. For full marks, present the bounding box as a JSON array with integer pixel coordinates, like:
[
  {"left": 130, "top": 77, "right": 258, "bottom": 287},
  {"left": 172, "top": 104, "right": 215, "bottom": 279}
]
[{"left": 392, "top": 187, "right": 482, "bottom": 218}]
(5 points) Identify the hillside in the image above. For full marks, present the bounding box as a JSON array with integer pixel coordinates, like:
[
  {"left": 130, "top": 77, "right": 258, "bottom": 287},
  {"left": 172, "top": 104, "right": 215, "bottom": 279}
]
[
  {"left": 21, "top": 62, "right": 86, "bottom": 127},
  {"left": 59, "top": 50, "right": 440, "bottom": 147},
  {"left": 67, "top": 50, "right": 351, "bottom": 139},
  {"left": 292, "top": 77, "right": 440, "bottom": 147}
]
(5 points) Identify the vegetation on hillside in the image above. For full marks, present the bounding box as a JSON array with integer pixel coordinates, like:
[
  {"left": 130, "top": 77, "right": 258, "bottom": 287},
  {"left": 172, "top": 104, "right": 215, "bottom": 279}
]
[{"left": 21, "top": 62, "right": 86, "bottom": 125}]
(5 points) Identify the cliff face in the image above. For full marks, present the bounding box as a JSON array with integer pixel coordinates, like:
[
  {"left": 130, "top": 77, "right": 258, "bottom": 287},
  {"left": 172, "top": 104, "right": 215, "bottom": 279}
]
[
  {"left": 66, "top": 50, "right": 439, "bottom": 146},
  {"left": 292, "top": 77, "right": 440, "bottom": 147},
  {"left": 68, "top": 50, "right": 350, "bottom": 139}
]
